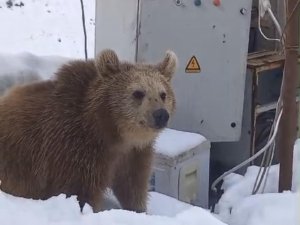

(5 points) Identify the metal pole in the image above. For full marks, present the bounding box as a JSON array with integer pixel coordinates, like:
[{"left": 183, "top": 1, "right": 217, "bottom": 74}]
[{"left": 277, "top": 0, "right": 299, "bottom": 192}]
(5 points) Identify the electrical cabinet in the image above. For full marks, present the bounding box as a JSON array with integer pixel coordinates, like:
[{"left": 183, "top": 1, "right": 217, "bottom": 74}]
[{"left": 95, "top": 0, "right": 253, "bottom": 142}]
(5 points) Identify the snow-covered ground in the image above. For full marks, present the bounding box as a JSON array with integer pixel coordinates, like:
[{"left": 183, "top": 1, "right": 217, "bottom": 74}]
[
  {"left": 0, "top": 190, "right": 225, "bottom": 225},
  {"left": 0, "top": 1, "right": 299, "bottom": 225},
  {"left": 0, "top": 137, "right": 298, "bottom": 225}
]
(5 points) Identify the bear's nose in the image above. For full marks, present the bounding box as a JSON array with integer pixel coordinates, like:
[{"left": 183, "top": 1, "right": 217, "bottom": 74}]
[{"left": 152, "top": 108, "right": 169, "bottom": 129}]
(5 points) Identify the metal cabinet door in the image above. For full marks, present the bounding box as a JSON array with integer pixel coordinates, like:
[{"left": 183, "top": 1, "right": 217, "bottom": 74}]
[{"left": 137, "top": 0, "right": 252, "bottom": 142}]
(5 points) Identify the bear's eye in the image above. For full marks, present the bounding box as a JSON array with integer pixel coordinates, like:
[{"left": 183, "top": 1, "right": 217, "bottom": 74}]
[
  {"left": 133, "top": 90, "right": 145, "bottom": 100},
  {"left": 160, "top": 92, "right": 167, "bottom": 101}
]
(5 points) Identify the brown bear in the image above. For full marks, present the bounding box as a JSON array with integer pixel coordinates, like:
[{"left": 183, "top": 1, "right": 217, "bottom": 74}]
[{"left": 0, "top": 49, "right": 177, "bottom": 213}]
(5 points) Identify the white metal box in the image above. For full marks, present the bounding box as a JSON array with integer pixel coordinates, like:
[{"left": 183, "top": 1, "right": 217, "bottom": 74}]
[
  {"left": 95, "top": 0, "right": 252, "bottom": 142},
  {"left": 150, "top": 129, "right": 211, "bottom": 208}
]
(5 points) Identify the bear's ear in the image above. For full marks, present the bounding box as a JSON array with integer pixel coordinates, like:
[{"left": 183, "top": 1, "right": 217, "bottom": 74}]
[
  {"left": 157, "top": 50, "right": 178, "bottom": 81},
  {"left": 95, "top": 49, "right": 120, "bottom": 78}
]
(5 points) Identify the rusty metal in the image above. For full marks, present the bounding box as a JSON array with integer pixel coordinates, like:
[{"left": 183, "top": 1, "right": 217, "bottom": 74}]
[{"left": 278, "top": 0, "right": 299, "bottom": 192}]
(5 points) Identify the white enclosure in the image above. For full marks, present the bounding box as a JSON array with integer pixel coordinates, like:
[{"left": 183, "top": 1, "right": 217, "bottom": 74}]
[
  {"left": 151, "top": 128, "right": 211, "bottom": 208},
  {"left": 95, "top": 0, "right": 252, "bottom": 142}
]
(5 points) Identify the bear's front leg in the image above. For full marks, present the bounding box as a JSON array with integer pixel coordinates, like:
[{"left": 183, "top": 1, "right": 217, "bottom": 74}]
[
  {"left": 112, "top": 146, "right": 154, "bottom": 213},
  {"left": 78, "top": 190, "right": 104, "bottom": 213}
]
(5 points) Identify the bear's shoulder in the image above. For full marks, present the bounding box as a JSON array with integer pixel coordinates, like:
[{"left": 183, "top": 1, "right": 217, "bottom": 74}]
[{"left": 54, "top": 59, "right": 98, "bottom": 91}]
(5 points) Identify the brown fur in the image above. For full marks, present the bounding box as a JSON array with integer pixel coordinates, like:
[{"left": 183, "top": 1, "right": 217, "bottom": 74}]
[{"left": 0, "top": 49, "right": 177, "bottom": 213}]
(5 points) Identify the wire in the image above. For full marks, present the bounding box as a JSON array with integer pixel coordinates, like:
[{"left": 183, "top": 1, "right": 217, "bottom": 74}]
[
  {"left": 211, "top": 109, "right": 283, "bottom": 192},
  {"left": 252, "top": 92, "right": 283, "bottom": 193},
  {"left": 252, "top": 61, "right": 284, "bottom": 194},
  {"left": 80, "top": 0, "right": 88, "bottom": 60},
  {"left": 258, "top": 16, "right": 281, "bottom": 43},
  {"left": 258, "top": 0, "right": 282, "bottom": 43},
  {"left": 261, "top": 142, "right": 276, "bottom": 192},
  {"left": 252, "top": 142, "right": 274, "bottom": 194},
  {"left": 252, "top": 103, "right": 281, "bottom": 194},
  {"left": 252, "top": 139, "right": 269, "bottom": 193},
  {"left": 252, "top": 102, "right": 281, "bottom": 194},
  {"left": 267, "top": 8, "right": 283, "bottom": 38}
]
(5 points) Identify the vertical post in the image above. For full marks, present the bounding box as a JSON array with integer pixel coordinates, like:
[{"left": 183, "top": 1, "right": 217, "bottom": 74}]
[{"left": 278, "top": 0, "right": 299, "bottom": 192}]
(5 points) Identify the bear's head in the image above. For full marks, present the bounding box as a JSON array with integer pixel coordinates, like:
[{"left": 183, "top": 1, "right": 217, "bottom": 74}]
[{"left": 94, "top": 49, "right": 177, "bottom": 146}]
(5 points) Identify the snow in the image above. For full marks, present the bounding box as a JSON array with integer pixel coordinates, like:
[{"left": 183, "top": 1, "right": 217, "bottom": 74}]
[
  {"left": 229, "top": 192, "right": 299, "bottom": 225},
  {"left": 98, "top": 190, "right": 193, "bottom": 217},
  {"left": 147, "top": 192, "right": 192, "bottom": 216},
  {"left": 0, "top": 190, "right": 226, "bottom": 225},
  {"left": 154, "top": 128, "right": 208, "bottom": 157},
  {"left": 214, "top": 139, "right": 300, "bottom": 225},
  {"left": 0, "top": 0, "right": 95, "bottom": 59},
  {"left": 0, "top": 52, "right": 69, "bottom": 79},
  {"left": 215, "top": 166, "right": 281, "bottom": 222},
  {"left": 0, "top": 52, "right": 70, "bottom": 94}
]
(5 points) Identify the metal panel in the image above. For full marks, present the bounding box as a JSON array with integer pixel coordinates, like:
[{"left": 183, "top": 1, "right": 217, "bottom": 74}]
[
  {"left": 137, "top": 0, "right": 252, "bottom": 142},
  {"left": 94, "top": 0, "right": 138, "bottom": 61}
]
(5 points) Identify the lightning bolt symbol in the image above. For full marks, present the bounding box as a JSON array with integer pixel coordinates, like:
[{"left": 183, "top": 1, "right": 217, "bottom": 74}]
[{"left": 191, "top": 60, "right": 195, "bottom": 67}]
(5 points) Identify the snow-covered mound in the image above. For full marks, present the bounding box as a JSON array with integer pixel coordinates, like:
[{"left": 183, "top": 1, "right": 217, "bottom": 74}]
[
  {"left": 0, "top": 52, "right": 70, "bottom": 80},
  {"left": 0, "top": 52, "right": 71, "bottom": 95},
  {"left": 229, "top": 191, "right": 299, "bottom": 225},
  {"left": 215, "top": 139, "right": 300, "bottom": 225},
  {"left": 0, "top": 190, "right": 225, "bottom": 225}
]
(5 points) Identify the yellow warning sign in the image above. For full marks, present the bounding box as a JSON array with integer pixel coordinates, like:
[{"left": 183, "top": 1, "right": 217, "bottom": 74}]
[{"left": 185, "top": 56, "right": 201, "bottom": 73}]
